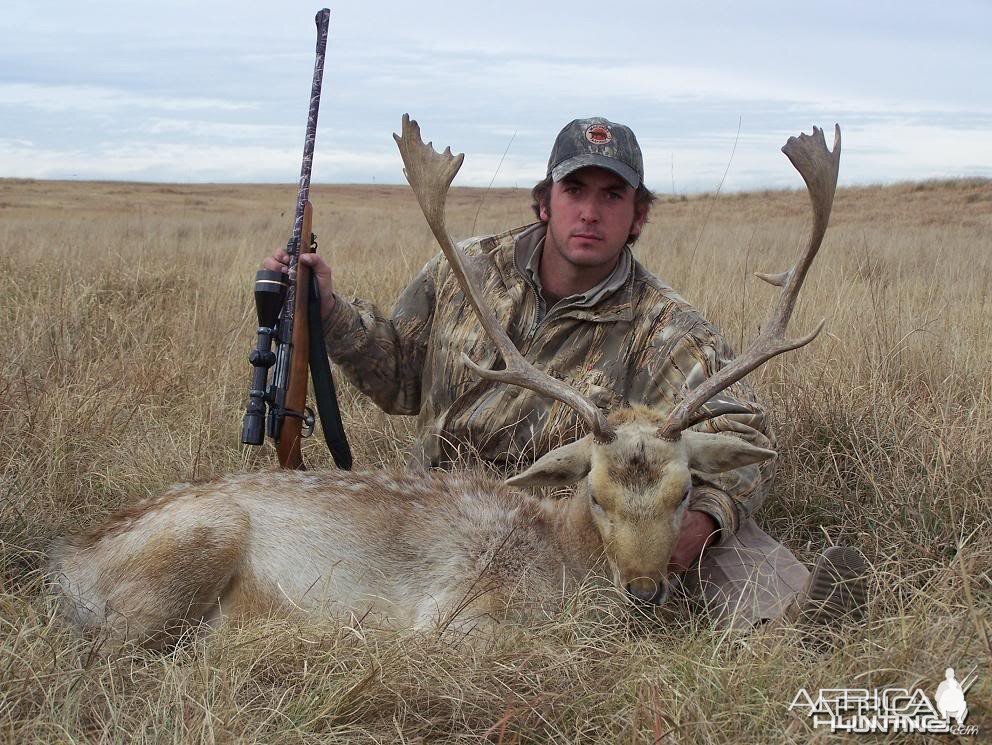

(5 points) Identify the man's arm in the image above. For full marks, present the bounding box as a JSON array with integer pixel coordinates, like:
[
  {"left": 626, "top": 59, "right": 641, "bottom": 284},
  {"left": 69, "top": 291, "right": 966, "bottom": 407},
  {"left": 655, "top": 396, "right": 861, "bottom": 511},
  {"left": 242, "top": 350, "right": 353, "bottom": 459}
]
[
  {"left": 272, "top": 251, "right": 441, "bottom": 415},
  {"left": 633, "top": 311, "right": 777, "bottom": 549},
  {"left": 322, "top": 255, "right": 442, "bottom": 415}
]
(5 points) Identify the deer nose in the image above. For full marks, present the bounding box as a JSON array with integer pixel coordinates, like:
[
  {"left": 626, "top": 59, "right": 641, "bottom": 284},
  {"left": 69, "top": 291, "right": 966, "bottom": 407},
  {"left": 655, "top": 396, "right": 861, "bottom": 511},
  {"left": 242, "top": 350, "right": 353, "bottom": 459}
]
[{"left": 625, "top": 577, "right": 667, "bottom": 605}]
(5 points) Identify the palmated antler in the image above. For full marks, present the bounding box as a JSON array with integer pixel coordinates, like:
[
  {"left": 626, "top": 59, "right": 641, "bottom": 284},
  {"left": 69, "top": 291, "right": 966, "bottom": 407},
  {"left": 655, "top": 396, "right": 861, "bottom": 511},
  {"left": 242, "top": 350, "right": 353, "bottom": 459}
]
[
  {"left": 393, "top": 114, "right": 616, "bottom": 442},
  {"left": 657, "top": 124, "right": 842, "bottom": 441}
]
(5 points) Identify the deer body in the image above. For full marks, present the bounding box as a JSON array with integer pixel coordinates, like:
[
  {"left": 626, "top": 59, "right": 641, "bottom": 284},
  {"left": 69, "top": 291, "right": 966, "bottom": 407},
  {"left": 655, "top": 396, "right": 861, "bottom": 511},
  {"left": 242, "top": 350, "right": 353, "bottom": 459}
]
[
  {"left": 53, "top": 471, "right": 565, "bottom": 636},
  {"left": 51, "top": 470, "right": 578, "bottom": 643},
  {"left": 50, "top": 408, "right": 773, "bottom": 645}
]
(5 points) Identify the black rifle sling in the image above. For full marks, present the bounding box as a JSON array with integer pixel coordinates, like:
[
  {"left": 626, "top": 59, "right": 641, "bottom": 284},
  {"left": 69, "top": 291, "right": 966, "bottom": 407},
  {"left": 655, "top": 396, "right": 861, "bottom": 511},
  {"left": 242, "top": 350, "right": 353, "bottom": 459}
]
[{"left": 307, "top": 273, "right": 353, "bottom": 470}]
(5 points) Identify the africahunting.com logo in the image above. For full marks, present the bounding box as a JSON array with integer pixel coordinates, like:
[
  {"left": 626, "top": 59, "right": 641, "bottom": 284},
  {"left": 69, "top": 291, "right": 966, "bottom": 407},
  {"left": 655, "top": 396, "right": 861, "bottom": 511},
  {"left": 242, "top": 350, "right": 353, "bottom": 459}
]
[{"left": 789, "top": 666, "right": 979, "bottom": 735}]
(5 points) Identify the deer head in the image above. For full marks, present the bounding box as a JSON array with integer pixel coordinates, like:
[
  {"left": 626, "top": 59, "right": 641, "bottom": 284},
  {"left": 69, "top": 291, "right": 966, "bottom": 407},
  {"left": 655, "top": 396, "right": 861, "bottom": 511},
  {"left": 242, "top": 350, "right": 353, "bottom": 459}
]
[{"left": 394, "top": 115, "right": 841, "bottom": 605}]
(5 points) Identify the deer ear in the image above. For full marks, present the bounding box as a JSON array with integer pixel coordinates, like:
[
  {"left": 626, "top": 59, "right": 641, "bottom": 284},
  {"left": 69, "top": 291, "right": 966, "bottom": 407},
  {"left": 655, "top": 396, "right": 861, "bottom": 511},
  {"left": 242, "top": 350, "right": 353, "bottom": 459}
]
[
  {"left": 506, "top": 436, "right": 593, "bottom": 488},
  {"left": 683, "top": 430, "right": 776, "bottom": 473}
]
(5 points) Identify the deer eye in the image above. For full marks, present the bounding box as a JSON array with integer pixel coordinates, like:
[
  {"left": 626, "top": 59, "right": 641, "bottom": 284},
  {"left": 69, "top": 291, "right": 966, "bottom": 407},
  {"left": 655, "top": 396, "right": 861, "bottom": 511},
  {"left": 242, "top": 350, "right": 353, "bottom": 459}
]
[{"left": 590, "top": 492, "right": 602, "bottom": 509}]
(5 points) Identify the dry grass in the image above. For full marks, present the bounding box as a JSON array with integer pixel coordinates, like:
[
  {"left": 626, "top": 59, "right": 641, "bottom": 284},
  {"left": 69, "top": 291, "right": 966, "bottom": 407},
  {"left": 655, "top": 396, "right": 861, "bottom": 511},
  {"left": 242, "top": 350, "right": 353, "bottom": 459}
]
[{"left": 1, "top": 176, "right": 990, "bottom": 743}]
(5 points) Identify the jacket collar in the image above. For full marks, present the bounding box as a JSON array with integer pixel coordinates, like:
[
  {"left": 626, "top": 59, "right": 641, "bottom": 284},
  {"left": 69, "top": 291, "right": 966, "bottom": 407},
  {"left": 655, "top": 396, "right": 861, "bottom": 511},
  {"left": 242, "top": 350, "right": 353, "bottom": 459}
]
[{"left": 505, "top": 222, "right": 635, "bottom": 322}]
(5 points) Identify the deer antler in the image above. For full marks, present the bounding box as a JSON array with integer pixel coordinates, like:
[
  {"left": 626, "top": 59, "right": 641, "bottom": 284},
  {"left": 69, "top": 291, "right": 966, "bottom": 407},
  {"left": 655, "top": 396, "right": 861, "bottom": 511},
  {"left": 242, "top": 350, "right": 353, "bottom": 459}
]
[
  {"left": 657, "top": 124, "right": 841, "bottom": 441},
  {"left": 393, "top": 114, "right": 616, "bottom": 443}
]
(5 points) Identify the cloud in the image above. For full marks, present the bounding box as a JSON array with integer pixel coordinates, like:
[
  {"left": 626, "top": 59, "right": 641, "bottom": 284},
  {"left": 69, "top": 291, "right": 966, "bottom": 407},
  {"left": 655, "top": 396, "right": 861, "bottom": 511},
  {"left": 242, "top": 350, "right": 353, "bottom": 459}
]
[
  {"left": 144, "top": 118, "right": 297, "bottom": 141},
  {"left": 1, "top": 12, "right": 990, "bottom": 189},
  {"left": 0, "top": 83, "right": 256, "bottom": 114},
  {"left": 451, "top": 153, "right": 546, "bottom": 188},
  {"left": 0, "top": 138, "right": 399, "bottom": 182},
  {"left": 644, "top": 118, "right": 992, "bottom": 193}
]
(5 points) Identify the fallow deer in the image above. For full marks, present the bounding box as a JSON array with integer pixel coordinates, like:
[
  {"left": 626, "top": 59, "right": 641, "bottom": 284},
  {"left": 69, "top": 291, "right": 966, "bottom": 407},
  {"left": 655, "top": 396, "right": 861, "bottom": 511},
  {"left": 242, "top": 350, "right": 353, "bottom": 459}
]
[{"left": 49, "top": 116, "right": 841, "bottom": 647}]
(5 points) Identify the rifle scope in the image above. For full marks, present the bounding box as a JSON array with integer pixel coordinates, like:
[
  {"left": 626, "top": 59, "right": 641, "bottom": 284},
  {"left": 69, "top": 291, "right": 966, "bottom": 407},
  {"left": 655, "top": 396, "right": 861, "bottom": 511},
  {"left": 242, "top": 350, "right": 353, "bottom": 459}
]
[{"left": 240, "top": 269, "right": 288, "bottom": 445}]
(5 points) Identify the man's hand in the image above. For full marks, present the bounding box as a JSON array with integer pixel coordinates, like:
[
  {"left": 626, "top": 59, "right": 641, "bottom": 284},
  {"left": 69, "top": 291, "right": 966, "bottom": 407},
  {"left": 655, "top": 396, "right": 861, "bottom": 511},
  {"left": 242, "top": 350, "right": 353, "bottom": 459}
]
[
  {"left": 261, "top": 250, "right": 336, "bottom": 321},
  {"left": 668, "top": 510, "right": 719, "bottom": 572}
]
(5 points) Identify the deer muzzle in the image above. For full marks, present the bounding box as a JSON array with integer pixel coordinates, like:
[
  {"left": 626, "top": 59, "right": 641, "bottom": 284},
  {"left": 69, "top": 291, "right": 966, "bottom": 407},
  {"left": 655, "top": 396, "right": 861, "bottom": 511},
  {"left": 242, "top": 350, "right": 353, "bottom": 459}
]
[{"left": 626, "top": 576, "right": 669, "bottom": 606}]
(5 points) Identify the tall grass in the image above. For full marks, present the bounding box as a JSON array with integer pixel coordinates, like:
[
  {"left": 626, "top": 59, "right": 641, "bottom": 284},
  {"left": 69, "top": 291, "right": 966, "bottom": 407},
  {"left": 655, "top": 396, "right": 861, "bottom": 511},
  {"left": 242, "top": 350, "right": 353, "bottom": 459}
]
[{"left": 1, "top": 177, "right": 990, "bottom": 742}]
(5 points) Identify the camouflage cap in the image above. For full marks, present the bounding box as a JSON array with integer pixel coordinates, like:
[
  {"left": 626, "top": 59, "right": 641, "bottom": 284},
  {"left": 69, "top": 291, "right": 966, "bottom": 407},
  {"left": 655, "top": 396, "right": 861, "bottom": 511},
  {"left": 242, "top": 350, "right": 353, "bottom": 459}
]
[{"left": 547, "top": 117, "right": 643, "bottom": 188}]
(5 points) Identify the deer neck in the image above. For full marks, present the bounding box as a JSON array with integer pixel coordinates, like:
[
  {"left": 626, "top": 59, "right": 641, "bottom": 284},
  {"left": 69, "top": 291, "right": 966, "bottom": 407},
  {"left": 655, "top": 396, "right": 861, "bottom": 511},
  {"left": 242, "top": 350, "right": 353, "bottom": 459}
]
[{"left": 550, "top": 484, "right": 606, "bottom": 577}]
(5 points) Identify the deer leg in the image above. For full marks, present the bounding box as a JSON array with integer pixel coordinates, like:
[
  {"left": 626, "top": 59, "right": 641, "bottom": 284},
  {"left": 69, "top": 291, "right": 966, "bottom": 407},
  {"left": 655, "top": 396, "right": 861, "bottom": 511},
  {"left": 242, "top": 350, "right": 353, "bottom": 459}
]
[{"left": 50, "top": 499, "right": 250, "bottom": 649}]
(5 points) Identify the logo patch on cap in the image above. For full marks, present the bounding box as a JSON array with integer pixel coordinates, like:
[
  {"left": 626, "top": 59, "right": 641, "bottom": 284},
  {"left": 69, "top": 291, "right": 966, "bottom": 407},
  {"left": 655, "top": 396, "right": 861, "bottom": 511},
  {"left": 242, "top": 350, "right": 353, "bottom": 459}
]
[{"left": 585, "top": 124, "right": 612, "bottom": 145}]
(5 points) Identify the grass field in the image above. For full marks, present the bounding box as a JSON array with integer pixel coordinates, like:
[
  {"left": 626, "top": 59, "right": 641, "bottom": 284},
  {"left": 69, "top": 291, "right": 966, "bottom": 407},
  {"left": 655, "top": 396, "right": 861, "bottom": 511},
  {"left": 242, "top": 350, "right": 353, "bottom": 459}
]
[{"left": 1, "top": 176, "right": 990, "bottom": 743}]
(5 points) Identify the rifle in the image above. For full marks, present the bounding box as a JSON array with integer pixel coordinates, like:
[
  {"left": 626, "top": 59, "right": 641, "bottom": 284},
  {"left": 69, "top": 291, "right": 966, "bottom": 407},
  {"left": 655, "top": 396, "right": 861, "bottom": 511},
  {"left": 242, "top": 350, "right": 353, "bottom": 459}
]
[{"left": 240, "top": 8, "right": 352, "bottom": 471}]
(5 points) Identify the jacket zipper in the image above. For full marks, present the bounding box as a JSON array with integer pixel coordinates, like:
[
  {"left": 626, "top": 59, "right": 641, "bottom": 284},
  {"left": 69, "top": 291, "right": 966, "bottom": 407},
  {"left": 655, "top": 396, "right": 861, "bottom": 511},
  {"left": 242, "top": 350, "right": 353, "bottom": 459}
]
[{"left": 522, "top": 280, "right": 548, "bottom": 352}]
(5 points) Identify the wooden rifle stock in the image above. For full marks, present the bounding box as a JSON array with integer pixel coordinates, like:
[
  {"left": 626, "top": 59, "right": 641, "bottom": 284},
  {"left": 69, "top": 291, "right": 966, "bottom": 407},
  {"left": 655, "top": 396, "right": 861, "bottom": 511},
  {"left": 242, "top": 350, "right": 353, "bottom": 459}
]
[{"left": 277, "top": 200, "right": 314, "bottom": 470}]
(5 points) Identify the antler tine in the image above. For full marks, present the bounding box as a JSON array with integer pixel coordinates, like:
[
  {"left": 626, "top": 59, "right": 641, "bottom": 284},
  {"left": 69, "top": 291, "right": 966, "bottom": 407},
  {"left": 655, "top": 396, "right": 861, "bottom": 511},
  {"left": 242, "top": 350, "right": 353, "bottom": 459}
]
[
  {"left": 393, "top": 114, "right": 615, "bottom": 443},
  {"left": 657, "top": 124, "right": 841, "bottom": 441}
]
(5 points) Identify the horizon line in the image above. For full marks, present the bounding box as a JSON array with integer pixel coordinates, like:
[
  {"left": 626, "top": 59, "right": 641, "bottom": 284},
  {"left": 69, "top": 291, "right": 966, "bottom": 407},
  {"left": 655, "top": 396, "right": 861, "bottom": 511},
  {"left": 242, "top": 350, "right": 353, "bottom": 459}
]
[{"left": 2, "top": 175, "right": 989, "bottom": 196}]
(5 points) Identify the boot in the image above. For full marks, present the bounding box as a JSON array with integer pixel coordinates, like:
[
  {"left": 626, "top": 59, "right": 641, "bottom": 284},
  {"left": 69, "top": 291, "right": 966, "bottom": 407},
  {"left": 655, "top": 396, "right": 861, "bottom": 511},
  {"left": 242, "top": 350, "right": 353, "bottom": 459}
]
[{"left": 787, "top": 545, "right": 868, "bottom": 624}]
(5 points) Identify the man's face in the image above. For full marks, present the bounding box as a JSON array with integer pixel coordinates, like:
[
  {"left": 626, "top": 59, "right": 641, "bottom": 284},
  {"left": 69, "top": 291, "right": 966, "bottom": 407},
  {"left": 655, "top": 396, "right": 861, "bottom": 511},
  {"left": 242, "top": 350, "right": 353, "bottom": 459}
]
[{"left": 540, "top": 166, "right": 647, "bottom": 271}]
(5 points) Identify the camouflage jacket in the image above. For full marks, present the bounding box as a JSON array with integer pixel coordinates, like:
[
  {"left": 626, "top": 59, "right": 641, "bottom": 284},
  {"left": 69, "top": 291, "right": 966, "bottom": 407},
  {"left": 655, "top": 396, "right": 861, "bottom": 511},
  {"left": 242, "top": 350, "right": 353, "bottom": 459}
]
[{"left": 322, "top": 223, "right": 776, "bottom": 544}]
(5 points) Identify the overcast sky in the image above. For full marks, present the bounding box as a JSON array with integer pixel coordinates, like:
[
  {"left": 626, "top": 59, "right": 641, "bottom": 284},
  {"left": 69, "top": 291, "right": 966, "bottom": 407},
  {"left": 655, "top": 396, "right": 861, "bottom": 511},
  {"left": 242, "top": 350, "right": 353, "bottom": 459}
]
[{"left": 2, "top": 1, "right": 990, "bottom": 192}]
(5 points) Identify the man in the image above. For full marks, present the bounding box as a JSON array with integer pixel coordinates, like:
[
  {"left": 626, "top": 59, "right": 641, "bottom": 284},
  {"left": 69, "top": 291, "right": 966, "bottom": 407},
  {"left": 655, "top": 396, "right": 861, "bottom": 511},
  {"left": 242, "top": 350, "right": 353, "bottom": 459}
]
[{"left": 263, "top": 117, "right": 866, "bottom": 628}]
